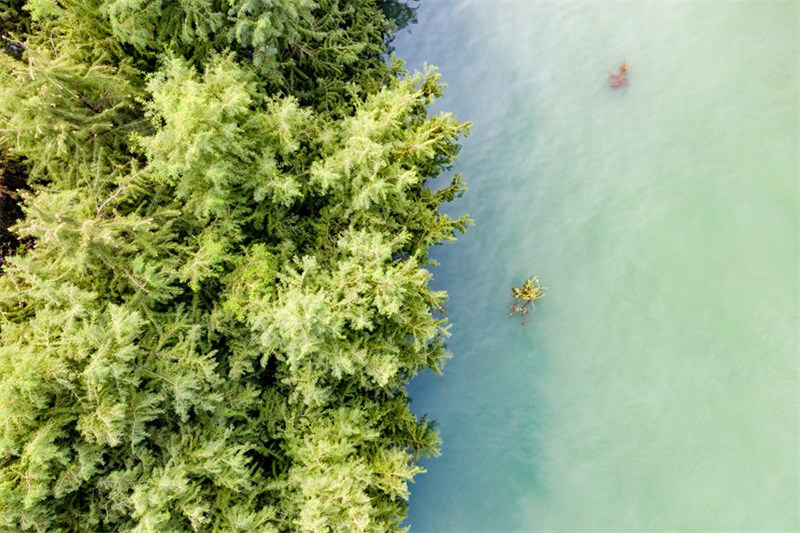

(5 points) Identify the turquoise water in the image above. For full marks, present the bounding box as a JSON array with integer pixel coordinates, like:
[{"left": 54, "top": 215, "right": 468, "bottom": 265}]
[{"left": 394, "top": 2, "right": 799, "bottom": 531}]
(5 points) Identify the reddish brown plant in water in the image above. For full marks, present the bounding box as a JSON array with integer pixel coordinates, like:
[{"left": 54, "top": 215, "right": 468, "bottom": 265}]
[{"left": 610, "top": 61, "right": 629, "bottom": 89}]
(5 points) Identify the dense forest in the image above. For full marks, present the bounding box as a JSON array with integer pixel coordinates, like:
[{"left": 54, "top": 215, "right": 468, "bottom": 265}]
[{"left": 0, "top": 1, "right": 470, "bottom": 531}]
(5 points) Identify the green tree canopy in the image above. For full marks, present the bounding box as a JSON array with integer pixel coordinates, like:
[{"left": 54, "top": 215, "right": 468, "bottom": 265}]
[{"left": 0, "top": 1, "right": 469, "bottom": 531}]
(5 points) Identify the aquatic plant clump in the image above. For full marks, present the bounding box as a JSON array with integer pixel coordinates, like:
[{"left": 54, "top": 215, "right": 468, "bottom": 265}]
[
  {"left": 510, "top": 276, "right": 547, "bottom": 324},
  {"left": 609, "top": 61, "right": 628, "bottom": 89}
]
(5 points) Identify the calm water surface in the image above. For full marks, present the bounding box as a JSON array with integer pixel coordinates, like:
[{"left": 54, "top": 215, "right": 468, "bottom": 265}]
[{"left": 394, "top": 2, "right": 799, "bottom": 531}]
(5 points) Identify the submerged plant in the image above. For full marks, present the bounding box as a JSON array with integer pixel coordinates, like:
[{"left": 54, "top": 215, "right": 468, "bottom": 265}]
[{"left": 510, "top": 275, "right": 547, "bottom": 324}]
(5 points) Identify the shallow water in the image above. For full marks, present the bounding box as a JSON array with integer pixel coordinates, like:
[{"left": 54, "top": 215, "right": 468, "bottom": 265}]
[{"left": 394, "top": 2, "right": 799, "bottom": 531}]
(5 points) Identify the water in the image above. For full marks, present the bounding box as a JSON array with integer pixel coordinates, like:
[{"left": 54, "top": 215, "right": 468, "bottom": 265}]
[{"left": 394, "top": 2, "right": 799, "bottom": 531}]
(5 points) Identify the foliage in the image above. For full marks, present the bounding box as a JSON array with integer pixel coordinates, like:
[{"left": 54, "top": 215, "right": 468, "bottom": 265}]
[{"left": 0, "top": 1, "right": 468, "bottom": 531}]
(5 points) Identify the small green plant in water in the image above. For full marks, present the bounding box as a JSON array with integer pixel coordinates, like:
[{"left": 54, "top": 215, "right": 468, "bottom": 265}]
[{"left": 510, "top": 276, "right": 547, "bottom": 324}]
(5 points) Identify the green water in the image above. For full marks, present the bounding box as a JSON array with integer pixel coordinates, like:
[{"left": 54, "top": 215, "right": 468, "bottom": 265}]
[{"left": 394, "top": 2, "right": 799, "bottom": 531}]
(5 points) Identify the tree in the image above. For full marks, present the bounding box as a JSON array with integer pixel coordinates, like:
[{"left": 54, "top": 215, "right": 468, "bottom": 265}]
[{"left": 0, "top": 1, "right": 469, "bottom": 531}]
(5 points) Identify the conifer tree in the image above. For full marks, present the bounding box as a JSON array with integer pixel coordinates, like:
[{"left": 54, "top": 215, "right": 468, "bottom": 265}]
[{"left": 0, "top": 1, "right": 468, "bottom": 531}]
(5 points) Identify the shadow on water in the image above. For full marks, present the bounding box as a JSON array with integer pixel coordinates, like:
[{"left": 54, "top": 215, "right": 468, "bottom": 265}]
[
  {"left": 381, "top": 0, "right": 420, "bottom": 33},
  {"left": 404, "top": 140, "right": 554, "bottom": 531}
]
